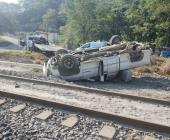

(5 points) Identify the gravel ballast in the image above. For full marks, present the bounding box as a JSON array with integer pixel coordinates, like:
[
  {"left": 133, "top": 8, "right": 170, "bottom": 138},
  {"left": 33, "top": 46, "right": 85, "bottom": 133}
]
[{"left": 0, "top": 97, "right": 170, "bottom": 140}]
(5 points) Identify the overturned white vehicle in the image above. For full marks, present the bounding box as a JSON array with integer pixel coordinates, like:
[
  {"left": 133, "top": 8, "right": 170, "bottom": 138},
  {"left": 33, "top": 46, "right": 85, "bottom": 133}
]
[{"left": 43, "top": 37, "right": 151, "bottom": 82}]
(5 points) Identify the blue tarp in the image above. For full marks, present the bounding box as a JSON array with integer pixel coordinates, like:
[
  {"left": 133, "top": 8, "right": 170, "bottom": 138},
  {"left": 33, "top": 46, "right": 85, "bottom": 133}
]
[{"left": 161, "top": 51, "right": 170, "bottom": 58}]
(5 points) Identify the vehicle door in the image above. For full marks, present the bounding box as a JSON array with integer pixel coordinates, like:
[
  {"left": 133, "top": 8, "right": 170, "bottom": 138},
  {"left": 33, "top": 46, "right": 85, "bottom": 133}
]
[{"left": 102, "top": 55, "right": 119, "bottom": 77}]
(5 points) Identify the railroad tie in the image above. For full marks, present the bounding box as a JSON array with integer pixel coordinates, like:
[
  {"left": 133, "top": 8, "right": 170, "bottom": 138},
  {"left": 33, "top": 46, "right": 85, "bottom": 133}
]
[
  {"left": 9, "top": 104, "right": 26, "bottom": 113},
  {"left": 99, "top": 126, "right": 116, "bottom": 139},
  {"left": 61, "top": 116, "right": 79, "bottom": 128},
  {"left": 0, "top": 99, "right": 6, "bottom": 105},
  {"left": 35, "top": 110, "right": 53, "bottom": 120}
]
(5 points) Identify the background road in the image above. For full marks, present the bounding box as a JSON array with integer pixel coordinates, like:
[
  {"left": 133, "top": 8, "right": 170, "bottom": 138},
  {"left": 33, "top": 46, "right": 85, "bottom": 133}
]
[{"left": 0, "top": 35, "right": 19, "bottom": 46}]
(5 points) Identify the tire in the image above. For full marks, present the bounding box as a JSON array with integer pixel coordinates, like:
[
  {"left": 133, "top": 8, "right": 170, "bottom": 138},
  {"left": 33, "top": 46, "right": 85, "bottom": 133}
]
[
  {"left": 109, "top": 35, "right": 121, "bottom": 45},
  {"left": 58, "top": 54, "right": 80, "bottom": 76},
  {"left": 120, "top": 70, "right": 132, "bottom": 82},
  {"left": 55, "top": 48, "right": 68, "bottom": 56}
]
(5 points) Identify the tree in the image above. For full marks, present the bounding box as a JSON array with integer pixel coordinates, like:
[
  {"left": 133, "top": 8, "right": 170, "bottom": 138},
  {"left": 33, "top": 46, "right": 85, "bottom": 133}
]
[
  {"left": 41, "top": 9, "right": 65, "bottom": 32},
  {"left": 61, "top": 0, "right": 94, "bottom": 48},
  {"left": 0, "top": 2, "right": 18, "bottom": 34},
  {"left": 61, "top": 0, "right": 129, "bottom": 48},
  {"left": 125, "top": 0, "right": 155, "bottom": 42},
  {"left": 125, "top": 0, "right": 170, "bottom": 47},
  {"left": 0, "top": 13, "right": 16, "bottom": 34},
  {"left": 94, "top": 0, "right": 129, "bottom": 41},
  {"left": 148, "top": 0, "right": 170, "bottom": 47},
  {"left": 17, "top": 0, "right": 63, "bottom": 32}
]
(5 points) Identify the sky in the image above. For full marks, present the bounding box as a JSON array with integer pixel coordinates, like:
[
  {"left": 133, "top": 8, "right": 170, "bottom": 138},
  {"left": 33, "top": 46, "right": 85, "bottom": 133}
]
[{"left": 0, "top": 0, "right": 18, "bottom": 4}]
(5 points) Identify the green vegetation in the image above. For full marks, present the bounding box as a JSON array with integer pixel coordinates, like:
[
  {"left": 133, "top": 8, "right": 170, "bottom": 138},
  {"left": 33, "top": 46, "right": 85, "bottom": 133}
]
[
  {"left": 0, "top": 50, "right": 44, "bottom": 58},
  {"left": 61, "top": 0, "right": 170, "bottom": 48},
  {"left": 17, "top": 0, "right": 64, "bottom": 32},
  {"left": 0, "top": 0, "right": 169, "bottom": 49},
  {"left": 0, "top": 2, "right": 18, "bottom": 34}
]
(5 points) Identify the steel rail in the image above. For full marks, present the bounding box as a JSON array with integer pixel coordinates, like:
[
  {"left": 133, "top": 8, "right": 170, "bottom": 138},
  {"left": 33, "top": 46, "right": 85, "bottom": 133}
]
[
  {"left": 0, "top": 90, "right": 170, "bottom": 134},
  {"left": 0, "top": 74, "right": 170, "bottom": 106}
]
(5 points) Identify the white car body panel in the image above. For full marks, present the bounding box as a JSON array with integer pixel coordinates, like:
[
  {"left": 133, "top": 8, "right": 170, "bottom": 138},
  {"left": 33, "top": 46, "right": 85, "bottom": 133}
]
[{"left": 119, "top": 50, "right": 151, "bottom": 70}]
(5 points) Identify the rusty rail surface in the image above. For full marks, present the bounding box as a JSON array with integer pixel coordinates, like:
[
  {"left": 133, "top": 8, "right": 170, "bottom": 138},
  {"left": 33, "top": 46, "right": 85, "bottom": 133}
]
[
  {"left": 0, "top": 90, "right": 170, "bottom": 134},
  {"left": 0, "top": 74, "right": 170, "bottom": 106}
]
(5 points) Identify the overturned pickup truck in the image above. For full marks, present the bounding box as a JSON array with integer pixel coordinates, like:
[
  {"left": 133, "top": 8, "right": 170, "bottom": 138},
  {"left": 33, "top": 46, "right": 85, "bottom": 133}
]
[{"left": 43, "top": 36, "right": 151, "bottom": 82}]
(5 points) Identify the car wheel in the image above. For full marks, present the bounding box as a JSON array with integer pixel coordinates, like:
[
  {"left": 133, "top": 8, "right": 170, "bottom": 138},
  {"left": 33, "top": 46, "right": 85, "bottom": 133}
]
[
  {"left": 58, "top": 54, "right": 80, "bottom": 76},
  {"left": 109, "top": 35, "right": 121, "bottom": 45}
]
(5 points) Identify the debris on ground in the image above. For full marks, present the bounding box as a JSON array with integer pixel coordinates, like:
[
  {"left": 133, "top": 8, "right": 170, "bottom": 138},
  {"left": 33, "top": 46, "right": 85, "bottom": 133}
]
[
  {"left": 15, "top": 83, "right": 20, "bottom": 88},
  {"left": 135, "top": 56, "right": 170, "bottom": 78},
  {"left": 161, "top": 58, "right": 170, "bottom": 75}
]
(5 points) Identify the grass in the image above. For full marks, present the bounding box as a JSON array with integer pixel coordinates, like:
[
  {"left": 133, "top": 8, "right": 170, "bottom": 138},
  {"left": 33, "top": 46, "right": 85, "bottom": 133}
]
[
  {"left": 161, "top": 58, "right": 170, "bottom": 75},
  {"left": 0, "top": 37, "right": 48, "bottom": 64},
  {"left": 0, "top": 50, "right": 47, "bottom": 64},
  {"left": 0, "top": 50, "right": 46, "bottom": 59},
  {"left": 135, "top": 56, "right": 170, "bottom": 77}
]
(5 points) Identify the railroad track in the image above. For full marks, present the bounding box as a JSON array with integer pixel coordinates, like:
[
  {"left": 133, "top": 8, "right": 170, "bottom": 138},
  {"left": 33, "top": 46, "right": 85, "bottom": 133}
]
[
  {"left": 0, "top": 74, "right": 170, "bottom": 136},
  {"left": 0, "top": 91, "right": 170, "bottom": 140},
  {"left": 0, "top": 74, "right": 169, "bottom": 106}
]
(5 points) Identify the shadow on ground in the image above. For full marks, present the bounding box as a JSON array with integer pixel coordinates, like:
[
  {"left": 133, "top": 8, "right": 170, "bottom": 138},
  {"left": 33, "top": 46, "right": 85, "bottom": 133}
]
[{"left": 75, "top": 76, "right": 170, "bottom": 91}]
